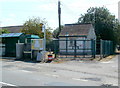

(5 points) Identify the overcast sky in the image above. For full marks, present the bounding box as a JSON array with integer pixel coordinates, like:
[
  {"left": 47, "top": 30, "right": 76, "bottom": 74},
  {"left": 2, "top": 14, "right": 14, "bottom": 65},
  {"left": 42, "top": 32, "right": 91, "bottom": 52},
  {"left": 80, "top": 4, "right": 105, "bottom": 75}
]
[{"left": 0, "top": 0, "right": 119, "bottom": 30}]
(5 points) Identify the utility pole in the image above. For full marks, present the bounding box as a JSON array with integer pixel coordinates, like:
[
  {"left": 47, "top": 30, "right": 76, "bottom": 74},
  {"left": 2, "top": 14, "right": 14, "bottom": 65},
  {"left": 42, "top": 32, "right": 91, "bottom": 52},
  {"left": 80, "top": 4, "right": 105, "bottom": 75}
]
[
  {"left": 118, "top": 1, "right": 120, "bottom": 22},
  {"left": 58, "top": 0, "right": 61, "bottom": 33}
]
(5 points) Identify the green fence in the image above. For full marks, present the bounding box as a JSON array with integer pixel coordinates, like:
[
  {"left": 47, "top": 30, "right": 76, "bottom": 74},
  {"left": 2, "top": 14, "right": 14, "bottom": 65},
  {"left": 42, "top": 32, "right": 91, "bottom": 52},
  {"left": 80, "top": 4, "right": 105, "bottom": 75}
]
[
  {"left": 53, "top": 39, "right": 96, "bottom": 58},
  {"left": 100, "top": 40, "right": 114, "bottom": 58},
  {"left": 52, "top": 39, "right": 114, "bottom": 59}
]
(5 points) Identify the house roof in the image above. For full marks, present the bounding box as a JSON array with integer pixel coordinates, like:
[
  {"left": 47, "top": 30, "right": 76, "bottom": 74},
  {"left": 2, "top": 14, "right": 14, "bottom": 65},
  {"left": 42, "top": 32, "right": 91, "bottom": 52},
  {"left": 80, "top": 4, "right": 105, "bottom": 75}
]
[
  {"left": 26, "top": 35, "right": 40, "bottom": 39},
  {"left": 59, "top": 24, "right": 93, "bottom": 37},
  {"left": 0, "top": 33, "right": 23, "bottom": 38},
  {"left": 2, "top": 25, "right": 23, "bottom": 33}
]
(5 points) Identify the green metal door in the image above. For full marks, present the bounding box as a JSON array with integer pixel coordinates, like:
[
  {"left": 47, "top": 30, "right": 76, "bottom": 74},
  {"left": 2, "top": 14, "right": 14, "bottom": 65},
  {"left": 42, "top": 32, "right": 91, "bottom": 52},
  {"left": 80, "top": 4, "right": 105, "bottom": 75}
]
[{"left": 5, "top": 37, "right": 19, "bottom": 57}]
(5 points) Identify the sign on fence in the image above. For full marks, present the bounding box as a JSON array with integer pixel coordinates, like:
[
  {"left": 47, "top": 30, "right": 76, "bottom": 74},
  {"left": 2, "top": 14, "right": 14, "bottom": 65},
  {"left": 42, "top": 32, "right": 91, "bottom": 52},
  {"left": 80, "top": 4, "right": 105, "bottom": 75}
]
[{"left": 31, "top": 39, "right": 43, "bottom": 50}]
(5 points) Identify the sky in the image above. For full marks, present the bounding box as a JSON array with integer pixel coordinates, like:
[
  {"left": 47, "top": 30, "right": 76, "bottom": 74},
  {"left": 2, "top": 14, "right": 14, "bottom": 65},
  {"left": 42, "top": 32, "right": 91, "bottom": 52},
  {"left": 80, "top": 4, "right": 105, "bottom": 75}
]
[{"left": 0, "top": 0, "right": 120, "bottom": 30}]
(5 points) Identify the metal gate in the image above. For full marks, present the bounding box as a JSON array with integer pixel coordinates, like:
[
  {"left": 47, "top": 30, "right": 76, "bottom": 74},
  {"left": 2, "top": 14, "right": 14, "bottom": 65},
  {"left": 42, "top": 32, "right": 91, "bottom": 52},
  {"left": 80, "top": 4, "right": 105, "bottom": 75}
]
[{"left": 54, "top": 39, "right": 96, "bottom": 58}]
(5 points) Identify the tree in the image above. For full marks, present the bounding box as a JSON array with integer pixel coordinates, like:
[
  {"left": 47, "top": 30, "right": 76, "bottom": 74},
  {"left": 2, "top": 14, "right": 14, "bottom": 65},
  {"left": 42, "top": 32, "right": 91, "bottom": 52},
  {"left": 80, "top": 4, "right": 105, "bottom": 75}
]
[
  {"left": 114, "top": 19, "right": 120, "bottom": 45},
  {"left": 53, "top": 25, "right": 64, "bottom": 39},
  {"left": 21, "top": 17, "right": 52, "bottom": 39},
  {"left": 0, "top": 29, "right": 9, "bottom": 43},
  {"left": 0, "top": 29, "right": 9, "bottom": 34},
  {"left": 78, "top": 7, "right": 116, "bottom": 42}
]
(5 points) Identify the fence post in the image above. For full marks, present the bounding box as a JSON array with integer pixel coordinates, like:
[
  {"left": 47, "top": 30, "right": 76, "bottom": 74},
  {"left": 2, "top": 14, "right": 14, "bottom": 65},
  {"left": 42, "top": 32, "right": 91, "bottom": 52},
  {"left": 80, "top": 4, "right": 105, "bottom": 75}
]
[
  {"left": 105, "top": 40, "right": 107, "bottom": 57},
  {"left": 110, "top": 41, "right": 113, "bottom": 55},
  {"left": 100, "top": 39, "right": 103, "bottom": 59},
  {"left": 103, "top": 40, "right": 105, "bottom": 57},
  {"left": 94, "top": 40, "right": 96, "bottom": 58},
  {"left": 105, "top": 40, "right": 109, "bottom": 57},
  {"left": 66, "top": 38, "right": 68, "bottom": 58},
  {"left": 108, "top": 41, "right": 111, "bottom": 55},
  {"left": 91, "top": 40, "right": 93, "bottom": 58},
  {"left": 109, "top": 41, "right": 111, "bottom": 55},
  {"left": 92, "top": 39, "right": 96, "bottom": 58},
  {"left": 105, "top": 41, "right": 107, "bottom": 56},
  {"left": 74, "top": 40, "right": 76, "bottom": 58},
  {"left": 54, "top": 40, "right": 57, "bottom": 58},
  {"left": 83, "top": 40, "right": 85, "bottom": 58}
]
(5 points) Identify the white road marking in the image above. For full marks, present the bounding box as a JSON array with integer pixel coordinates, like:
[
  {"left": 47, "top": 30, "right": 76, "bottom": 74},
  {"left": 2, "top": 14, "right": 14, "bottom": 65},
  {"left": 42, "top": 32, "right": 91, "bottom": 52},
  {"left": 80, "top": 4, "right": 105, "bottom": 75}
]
[
  {"left": 0, "top": 82, "right": 16, "bottom": 86},
  {"left": 72, "top": 78, "right": 81, "bottom": 80},
  {"left": 100, "top": 61, "right": 113, "bottom": 63},
  {"left": 72, "top": 78, "right": 88, "bottom": 81},
  {"left": 45, "top": 74, "right": 59, "bottom": 77},
  {"left": 52, "top": 75, "right": 59, "bottom": 77},
  {"left": 20, "top": 70, "right": 32, "bottom": 73}
]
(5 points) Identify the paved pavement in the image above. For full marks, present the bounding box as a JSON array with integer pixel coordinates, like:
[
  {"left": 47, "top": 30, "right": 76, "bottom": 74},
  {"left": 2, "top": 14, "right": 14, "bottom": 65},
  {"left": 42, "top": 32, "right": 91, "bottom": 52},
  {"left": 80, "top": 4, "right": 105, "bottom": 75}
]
[{"left": 0, "top": 55, "right": 119, "bottom": 86}]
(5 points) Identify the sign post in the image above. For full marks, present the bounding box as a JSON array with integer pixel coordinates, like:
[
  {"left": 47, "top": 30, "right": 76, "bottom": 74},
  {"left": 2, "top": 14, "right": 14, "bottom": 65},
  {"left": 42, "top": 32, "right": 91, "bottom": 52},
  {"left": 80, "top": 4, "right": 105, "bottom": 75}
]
[{"left": 41, "top": 24, "right": 46, "bottom": 51}]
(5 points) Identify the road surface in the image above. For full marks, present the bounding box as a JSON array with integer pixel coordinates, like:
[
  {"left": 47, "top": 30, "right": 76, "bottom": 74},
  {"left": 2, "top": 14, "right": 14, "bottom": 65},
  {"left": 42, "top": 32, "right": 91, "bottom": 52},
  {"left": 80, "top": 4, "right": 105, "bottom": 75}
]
[{"left": 0, "top": 55, "right": 119, "bottom": 87}]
